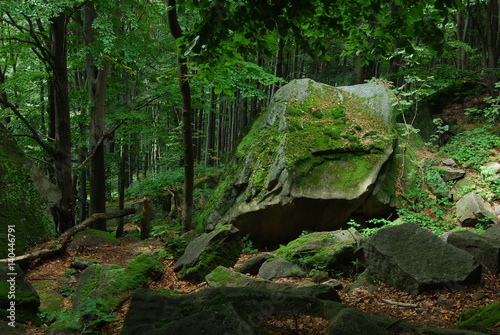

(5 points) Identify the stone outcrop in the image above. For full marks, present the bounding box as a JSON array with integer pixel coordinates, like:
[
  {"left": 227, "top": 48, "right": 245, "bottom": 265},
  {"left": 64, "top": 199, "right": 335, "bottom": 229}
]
[
  {"left": 174, "top": 225, "right": 244, "bottom": 280},
  {"left": 363, "top": 222, "right": 482, "bottom": 294},
  {"left": 202, "top": 79, "right": 398, "bottom": 244}
]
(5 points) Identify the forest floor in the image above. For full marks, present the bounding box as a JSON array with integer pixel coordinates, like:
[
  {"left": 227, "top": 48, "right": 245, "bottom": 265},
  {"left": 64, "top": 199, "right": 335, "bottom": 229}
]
[
  {"left": 24, "top": 234, "right": 500, "bottom": 335},
  {"left": 23, "top": 98, "right": 500, "bottom": 334}
]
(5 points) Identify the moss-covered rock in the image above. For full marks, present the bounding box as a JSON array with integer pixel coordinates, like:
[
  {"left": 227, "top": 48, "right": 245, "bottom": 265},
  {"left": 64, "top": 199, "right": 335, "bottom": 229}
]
[
  {"left": 201, "top": 79, "right": 398, "bottom": 245},
  {"left": 0, "top": 123, "right": 55, "bottom": 258},
  {"left": 174, "top": 225, "right": 244, "bottom": 281},
  {"left": 72, "top": 252, "right": 164, "bottom": 318},
  {"left": 0, "top": 263, "right": 40, "bottom": 325},
  {"left": 68, "top": 228, "right": 121, "bottom": 250},
  {"left": 458, "top": 301, "right": 500, "bottom": 329},
  {"left": 274, "top": 230, "right": 362, "bottom": 275}
]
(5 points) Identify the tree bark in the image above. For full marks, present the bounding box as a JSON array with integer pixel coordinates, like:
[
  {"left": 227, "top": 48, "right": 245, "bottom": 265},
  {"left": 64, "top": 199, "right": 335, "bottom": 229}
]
[
  {"left": 167, "top": 0, "right": 194, "bottom": 233},
  {"left": 83, "top": 2, "right": 110, "bottom": 230},
  {"left": 50, "top": 14, "right": 75, "bottom": 233}
]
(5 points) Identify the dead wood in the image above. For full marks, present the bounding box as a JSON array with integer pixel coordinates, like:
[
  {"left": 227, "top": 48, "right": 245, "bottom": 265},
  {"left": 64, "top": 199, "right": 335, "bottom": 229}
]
[{"left": 0, "top": 208, "right": 136, "bottom": 265}]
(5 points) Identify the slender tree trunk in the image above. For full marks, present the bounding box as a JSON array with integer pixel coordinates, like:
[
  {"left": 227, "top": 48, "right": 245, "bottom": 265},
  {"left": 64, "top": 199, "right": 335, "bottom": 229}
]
[
  {"left": 168, "top": 0, "right": 194, "bottom": 233},
  {"left": 205, "top": 87, "right": 216, "bottom": 166}
]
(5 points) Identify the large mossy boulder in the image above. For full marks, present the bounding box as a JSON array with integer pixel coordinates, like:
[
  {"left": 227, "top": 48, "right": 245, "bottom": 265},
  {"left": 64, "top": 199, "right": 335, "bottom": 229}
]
[
  {"left": 0, "top": 123, "right": 56, "bottom": 258},
  {"left": 174, "top": 225, "right": 244, "bottom": 281},
  {"left": 363, "top": 222, "right": 482, "bottom": 294},
  {"left": 202, "top": 79, "right": 398, "bottom": 244}
]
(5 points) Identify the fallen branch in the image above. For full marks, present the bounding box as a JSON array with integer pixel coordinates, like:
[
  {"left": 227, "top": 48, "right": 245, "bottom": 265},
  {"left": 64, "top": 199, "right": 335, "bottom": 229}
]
[
  {"left": 381, "top": 299, "right": 418, "bottom": 308},
  {"left": 0, "top": 208, "right": 136, "bottom": 265}
]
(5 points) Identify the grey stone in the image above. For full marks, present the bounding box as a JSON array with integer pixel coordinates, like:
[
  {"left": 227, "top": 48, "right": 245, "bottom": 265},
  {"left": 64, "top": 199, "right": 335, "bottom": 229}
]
[
  {"left": 70, "top": 257, "right": 97, "bottom": 270},
  {"left": 236, "top": 252, "right": 274, "bottom": 275},
  {"left": 483, "top": 162, "right": 500, "bottom": 174},
  {"left": 174, "top": 225, "right": 244, "bottom": 280},
  {"left": 445, "top": 230, "right": 500, "bottom": 274},
  {"left": 436, "top": 166, "right": 466, "bottom": 182},
  {"left": 364, "top": 222, "right": 482, "bottom": 294},
  {"left": 485, "top": 224, "right": 500, "bottom": 241},
  {"left": 203, "top": 79, "right": 398, "bottom": 245},
  {"left": 442, "top": 158, "right": 456, "bottom": 166},
  {"left": 456, "top": 192, "right": 497, "bottom": 227},
  {"left": 258, "top": 257, "right": 306, "bottom": 280}
]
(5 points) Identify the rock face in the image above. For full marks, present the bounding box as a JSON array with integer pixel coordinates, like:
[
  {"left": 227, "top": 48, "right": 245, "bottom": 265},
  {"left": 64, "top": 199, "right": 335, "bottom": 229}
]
[
  {"left": 456, "top": 192, "right": 497, "bottom": 226},
  {"left": 445, "top": 230, "right": 500, "bottom": 274},
  {"left": 174, "top": 225, "right": 244, "bottom": 280},
  {"left": 202, "top": 79, "right": 397, "bottom": 244},
  {"left": 363, "top": 222, "right": 482, "bottom": 294},
  {"left": 0, "top": 123, "right": 56, "bottom": 258}
]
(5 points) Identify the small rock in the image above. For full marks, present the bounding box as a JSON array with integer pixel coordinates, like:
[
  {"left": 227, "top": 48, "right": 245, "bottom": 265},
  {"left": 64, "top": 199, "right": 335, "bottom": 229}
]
[
  {"left": 258, "top": 257, "right": 306, "bottom": 280},
  {"left": 483, "top": 162, "right": 500, "bottom": 174},
  {"left": 311, "top": 270, "right": 329, "bottom": 283},
  {"left": 471, "top": 292, "right": 487, "bottom": 301},
  {"left": 322, "top": 279, "right": 344, "bottom": 290},
  {"left": 442, "top": 158, "right": 456, "bottom": 166},
  {"left": 236, "top": 253, "right": 273, "bottom": 275}
]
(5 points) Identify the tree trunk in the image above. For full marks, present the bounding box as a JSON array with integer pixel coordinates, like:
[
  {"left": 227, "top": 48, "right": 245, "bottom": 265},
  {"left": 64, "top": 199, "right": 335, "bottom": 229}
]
[
  {"left": 50, "top": 14, "right": 75, "bottom": 233},
  {"left": 205, "top": 87, "right": 216, "bottom": 166},
  {"left": 168, "top": 0, "right": 194, "bottom": 234},
  {"left": 84, "top": 2, "right": 110, "bottom": 231}
]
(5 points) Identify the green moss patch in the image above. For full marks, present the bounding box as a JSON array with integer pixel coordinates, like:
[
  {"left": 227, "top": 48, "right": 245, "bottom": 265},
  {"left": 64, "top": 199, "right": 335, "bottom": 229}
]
[{"left": 458, "top": 301, "right": 500, "bottom": 329}]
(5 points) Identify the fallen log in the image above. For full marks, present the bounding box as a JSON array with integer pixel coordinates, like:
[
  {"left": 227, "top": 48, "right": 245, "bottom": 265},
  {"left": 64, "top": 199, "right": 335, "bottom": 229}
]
[{"left": 0, "top": 208, "right": 136, "bottom": 265}]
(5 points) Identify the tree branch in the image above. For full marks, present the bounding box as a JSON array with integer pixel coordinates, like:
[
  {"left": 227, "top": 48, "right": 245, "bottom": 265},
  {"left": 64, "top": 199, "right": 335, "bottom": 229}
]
[
  {"left": 0, "top": 208, "right": 136, "bottom": 265},
  {"left": 0, "top": 98, "right": 54, "bottom": 156}
]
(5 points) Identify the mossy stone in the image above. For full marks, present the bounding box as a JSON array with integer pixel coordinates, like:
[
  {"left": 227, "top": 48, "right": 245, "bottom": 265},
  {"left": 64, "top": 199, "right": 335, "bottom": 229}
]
[
  {"left": 458, "top": 301, "right": 500, "bottom": 329},
  {"left": 201, "top": 79, "right": 397, "bottom": 245}
]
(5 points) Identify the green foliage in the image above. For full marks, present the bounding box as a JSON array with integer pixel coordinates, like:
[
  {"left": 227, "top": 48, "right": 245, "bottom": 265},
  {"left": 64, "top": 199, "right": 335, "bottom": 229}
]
[
  {"left": 166, "top": 236, "right": 189, "bottom": 258},
  {"left": 241, "top": 234, "right": 258, "bottom": 254},
  {"left": 42, "top": 298, "right": 116, "bottom": 334},
  {"left": 444, "top": 126, "right": 500, "bottom": 171},
  {"left": 465, "top": 82, "right": 500, "bottom": 122}
]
